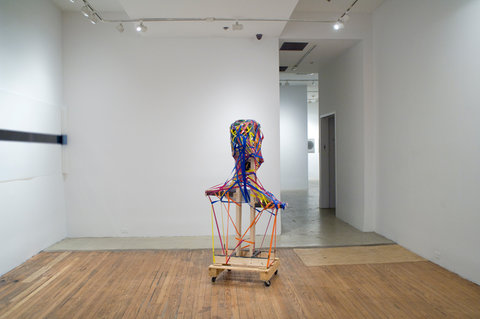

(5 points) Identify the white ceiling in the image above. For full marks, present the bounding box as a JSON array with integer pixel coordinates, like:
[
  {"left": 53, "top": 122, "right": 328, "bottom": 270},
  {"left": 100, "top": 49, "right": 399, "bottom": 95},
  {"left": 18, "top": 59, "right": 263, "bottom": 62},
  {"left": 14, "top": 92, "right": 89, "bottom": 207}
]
[
  {"left": 280, "top": 0, "right": 383, "bottom": 74},
  {"left": 53, "top": 0, "right": 382, "bottom": 71},
  {"left": 279, "top": 39, "right": 359, "bottom": 74},
  {"left": 54, "top": 0, "right": 384, "bottom": 15},
  {"left": 118, "top": 0, "right": 296, "bottom": 19},
  {"left": 54, "top": 0, "right": 298, "bottom": 37},
  {"left": 53, "top": 0, "right": 383, "bottom": 36},
  {"left": 52, "top": 0, "right": 123, "bottom": 12},
  {"left": 123, "top": 0, "right": 298, "bottom": 37},
  {"left": 293, "top": 0, "right": 384, "bottom": 15}
]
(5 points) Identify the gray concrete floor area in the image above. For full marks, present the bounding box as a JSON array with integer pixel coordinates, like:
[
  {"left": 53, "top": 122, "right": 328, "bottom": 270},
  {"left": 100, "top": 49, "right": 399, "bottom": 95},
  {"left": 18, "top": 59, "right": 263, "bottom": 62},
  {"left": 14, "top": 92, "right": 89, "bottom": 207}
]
[
  {"left": 46, "top": 181, "right": 392, "bottom": 252},
  {"left": 279, "top": 181, "right": 393, "bottom": 248}
]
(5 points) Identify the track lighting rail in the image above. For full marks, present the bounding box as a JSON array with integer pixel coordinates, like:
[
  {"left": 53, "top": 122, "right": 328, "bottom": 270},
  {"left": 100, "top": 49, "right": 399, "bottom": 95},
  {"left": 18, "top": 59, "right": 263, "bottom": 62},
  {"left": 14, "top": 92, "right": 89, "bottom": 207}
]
[
  {"left": 78, "top": 0, "right": 359, "bottom": 30},
  {"left": 100, "top": 17, "right": 337, "bottom": 24},
  {"left": 291, "top": 45, "right": 317, "bottom": 71},
  {"left": 340, "top": 0, "right": 359, "bottom": 20}
]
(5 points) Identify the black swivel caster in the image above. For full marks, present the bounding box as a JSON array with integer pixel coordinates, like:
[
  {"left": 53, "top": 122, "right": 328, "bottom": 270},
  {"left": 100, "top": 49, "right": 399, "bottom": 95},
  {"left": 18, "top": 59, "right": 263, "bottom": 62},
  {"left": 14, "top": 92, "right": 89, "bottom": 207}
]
[
  {"left": 211, "top": 277, "right": 216, "bottom": 283},
  {"left": 274, "top": 270, "right": 278, "bottom": 275},
  {"left": 264, "top": 280, "right": 271, "bottom": 287}
]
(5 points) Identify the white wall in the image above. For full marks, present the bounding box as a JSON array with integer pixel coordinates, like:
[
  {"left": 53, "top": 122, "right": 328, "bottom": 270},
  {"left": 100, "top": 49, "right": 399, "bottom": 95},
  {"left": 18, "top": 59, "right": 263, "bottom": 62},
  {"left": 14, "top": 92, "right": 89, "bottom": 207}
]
[
  {"left": 0, "top": 0, "right": 66, "bottom": 275},
  {"left": 280, "top": 86, "right": 308, "bottom": 190},
  {"left": 373, "top": 0, "right": 480, "bottom": 285},
  {"left": 63, "top": 14, "right": 281, "bottom": 237},
  {"left": 318, "top": 41, "right": 365, "bottom": 230},
  {"left": 307, "top": 101, "right": 319, "bottom": 181}
]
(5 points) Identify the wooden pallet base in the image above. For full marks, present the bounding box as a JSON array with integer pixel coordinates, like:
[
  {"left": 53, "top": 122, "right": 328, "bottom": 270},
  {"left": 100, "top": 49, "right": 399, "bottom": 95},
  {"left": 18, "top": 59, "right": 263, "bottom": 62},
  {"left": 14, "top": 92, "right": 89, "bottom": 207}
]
[{"left": 209, "top": 258, "right": 280, "bottom": 285}]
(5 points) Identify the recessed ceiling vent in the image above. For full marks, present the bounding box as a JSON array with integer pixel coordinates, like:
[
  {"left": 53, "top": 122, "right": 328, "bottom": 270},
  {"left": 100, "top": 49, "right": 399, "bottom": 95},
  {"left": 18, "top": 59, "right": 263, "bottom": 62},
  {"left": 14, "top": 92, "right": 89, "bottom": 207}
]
[
  {"left": 280, "top": 42, "right": 308, "bottom": 51},
  {"left": 279, "top": 66, "right": 288, "bottom": 72}
]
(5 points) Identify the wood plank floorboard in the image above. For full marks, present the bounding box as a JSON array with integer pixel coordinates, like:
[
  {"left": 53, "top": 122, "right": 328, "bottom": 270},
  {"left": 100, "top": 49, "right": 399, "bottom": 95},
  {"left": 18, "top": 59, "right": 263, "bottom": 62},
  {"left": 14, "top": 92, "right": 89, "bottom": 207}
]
[{"left": 0, "top": 249, "right": 479, "bottom": 318}]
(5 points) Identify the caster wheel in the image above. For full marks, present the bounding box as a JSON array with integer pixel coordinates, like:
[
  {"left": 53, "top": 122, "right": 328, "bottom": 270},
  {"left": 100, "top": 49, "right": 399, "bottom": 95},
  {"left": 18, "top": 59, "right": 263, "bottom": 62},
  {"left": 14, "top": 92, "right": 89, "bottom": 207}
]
[
  {"left": 264, "top": 280, "right": 271, "bottom": 287},
  {"left": 274, "top": 270, "right": 278, "bottom": 275},
  {"left": 211, "top": 277, "right": 216, "bottom": 283},
  {"left": 227, "top": 269, "right": 231, "bottom": 272}
]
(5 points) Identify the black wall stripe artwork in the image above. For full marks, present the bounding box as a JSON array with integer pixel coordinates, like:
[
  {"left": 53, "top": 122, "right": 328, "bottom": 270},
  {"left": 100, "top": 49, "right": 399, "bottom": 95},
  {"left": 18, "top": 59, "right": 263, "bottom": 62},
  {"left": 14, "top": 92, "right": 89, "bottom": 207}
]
[{"left": 0, "top": 129, "right": 67, "bottom": 145}]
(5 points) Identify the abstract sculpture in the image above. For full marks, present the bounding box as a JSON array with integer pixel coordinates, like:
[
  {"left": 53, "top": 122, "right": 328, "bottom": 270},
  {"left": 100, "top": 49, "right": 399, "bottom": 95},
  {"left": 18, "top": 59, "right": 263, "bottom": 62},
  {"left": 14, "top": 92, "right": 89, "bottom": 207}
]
[{"left": 206, "top": 119, "right": 286, "bottom": 286}]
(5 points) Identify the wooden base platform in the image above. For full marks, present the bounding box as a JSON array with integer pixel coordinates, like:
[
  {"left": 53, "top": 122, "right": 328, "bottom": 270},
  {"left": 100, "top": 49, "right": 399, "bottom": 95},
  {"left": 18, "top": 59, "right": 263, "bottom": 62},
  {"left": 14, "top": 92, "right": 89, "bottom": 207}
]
[
  {"left": 208, "top": 251, "right": 280, "bottom": 287},
  {"left": 207, "top": 185, "right": 281, "bottom": 286},
  {"left": 209, "top": 257, "right": 279, "bottom": 286}
]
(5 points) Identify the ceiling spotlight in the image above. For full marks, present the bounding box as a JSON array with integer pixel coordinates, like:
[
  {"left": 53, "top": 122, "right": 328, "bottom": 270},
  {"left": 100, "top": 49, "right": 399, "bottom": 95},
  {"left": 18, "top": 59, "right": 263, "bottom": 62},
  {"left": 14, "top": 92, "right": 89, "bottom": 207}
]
[
  {"left": 81, "top": 5, "right": 92, "bottom": 18},
  {"left": 69, "top": 0, "right": 75, "bottom": 3},
  {"left": 333, "top": 20, "right": 344, "bottom": 31},
  {"left": 232, "top": 21, "right": 243, "bottom": 31},
  {"left": 116, "top": 23, "right": 124, "bottom": 33},
  {"left": 136, "top": 21, "right": 147, "bottom": 32}
]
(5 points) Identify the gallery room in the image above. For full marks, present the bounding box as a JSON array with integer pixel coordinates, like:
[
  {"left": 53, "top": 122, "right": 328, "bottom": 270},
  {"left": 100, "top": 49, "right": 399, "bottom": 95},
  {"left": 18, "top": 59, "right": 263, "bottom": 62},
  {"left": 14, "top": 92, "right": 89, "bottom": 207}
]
[{"left": 1, "top": 0, "right": 479, "bottom": 317}]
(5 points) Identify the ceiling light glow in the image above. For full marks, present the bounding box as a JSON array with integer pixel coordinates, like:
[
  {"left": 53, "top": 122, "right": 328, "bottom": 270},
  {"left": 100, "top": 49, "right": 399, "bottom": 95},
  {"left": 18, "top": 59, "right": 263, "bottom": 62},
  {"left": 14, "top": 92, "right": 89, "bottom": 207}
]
[
  {"left": 333, "top": 20, "right": 344, "bottom": 30},
  {"left": 89, "top": 14, "right": 99, "bottom": 24},
  {"left": 136, "top": 21, "right": 147, "bottom": 32},
  {"left": 81, "top": 5, "right": 91, "bottom": 17}
]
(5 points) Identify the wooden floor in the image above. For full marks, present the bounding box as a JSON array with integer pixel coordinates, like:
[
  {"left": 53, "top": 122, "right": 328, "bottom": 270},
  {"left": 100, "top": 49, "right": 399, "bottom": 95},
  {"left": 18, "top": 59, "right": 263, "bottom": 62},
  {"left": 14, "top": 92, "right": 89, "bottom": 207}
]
[{"left": 1, "top": 249, "right": 479, "bottom": 318}]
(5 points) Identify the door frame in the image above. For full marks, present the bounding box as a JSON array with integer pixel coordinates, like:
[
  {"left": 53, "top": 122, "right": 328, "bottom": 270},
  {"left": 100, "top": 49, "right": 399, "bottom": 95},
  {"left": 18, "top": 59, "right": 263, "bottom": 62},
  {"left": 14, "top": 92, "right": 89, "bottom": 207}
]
[{"left": 319, "top": 112, "right": 337, "bottom": 209}]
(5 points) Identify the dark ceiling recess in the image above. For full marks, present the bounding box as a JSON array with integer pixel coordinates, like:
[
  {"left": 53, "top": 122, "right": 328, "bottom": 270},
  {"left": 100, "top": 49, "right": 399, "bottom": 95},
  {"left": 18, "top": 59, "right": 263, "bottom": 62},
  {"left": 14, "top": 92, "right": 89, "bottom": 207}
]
[
  {"left": 280, "top": 42, "right": 308, "bottom": 51},
  {"left": 279, "top": 66, "right": 288, "bottom": 72}
]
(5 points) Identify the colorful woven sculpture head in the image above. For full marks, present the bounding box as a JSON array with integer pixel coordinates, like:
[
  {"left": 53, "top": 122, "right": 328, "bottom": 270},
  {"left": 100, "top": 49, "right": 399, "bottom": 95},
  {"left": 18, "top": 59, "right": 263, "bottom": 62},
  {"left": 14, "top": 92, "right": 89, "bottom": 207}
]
[
  {"left": 206, "top": 119, "right": 285, "bottom": 210},
  {"left": 230, "top": 119, "right": 264, "bottom": 169}
]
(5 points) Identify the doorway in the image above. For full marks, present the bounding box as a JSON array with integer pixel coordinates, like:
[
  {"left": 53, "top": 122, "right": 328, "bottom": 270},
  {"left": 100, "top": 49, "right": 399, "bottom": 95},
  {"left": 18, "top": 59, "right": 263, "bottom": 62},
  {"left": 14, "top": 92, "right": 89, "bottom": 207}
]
[{"left": 320, "top": 114, "right": 336, "bottom": 209}]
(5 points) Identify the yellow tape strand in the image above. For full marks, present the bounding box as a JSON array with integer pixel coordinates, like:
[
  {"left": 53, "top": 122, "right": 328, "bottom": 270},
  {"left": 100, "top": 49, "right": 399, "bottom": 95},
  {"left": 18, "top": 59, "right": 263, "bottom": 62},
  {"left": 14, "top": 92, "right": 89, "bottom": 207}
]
[
  {"left": 221, "top": 201, "right": 225, "bottom": 252},
  {"left": 211, "top": 206, "right": 216, "bottom": 264}
]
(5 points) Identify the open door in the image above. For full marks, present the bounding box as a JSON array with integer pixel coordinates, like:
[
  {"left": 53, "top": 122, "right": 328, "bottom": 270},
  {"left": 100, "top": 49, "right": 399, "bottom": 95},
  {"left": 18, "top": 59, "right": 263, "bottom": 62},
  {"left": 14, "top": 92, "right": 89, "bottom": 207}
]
[{"left": 320, "top": 114, "right": 336, "bottom": 209}]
